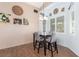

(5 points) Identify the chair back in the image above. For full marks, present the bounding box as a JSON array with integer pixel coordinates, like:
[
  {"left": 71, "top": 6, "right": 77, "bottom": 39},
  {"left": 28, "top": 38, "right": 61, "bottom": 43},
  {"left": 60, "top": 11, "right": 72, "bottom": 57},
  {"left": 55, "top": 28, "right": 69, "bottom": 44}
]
[
  {"left": 46, "top": 31, "right": 56, "bottom": 43},
  {"left": 50, "top": 32, "right": 57, "bottom": 43},
  {"left": 33, "top": 32, "right": 44, "bottom": 41}
]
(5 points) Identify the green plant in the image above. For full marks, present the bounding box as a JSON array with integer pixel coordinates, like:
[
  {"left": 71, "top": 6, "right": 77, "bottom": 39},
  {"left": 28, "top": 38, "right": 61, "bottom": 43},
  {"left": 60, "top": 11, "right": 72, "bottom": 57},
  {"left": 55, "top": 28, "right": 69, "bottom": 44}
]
[{"left": 0, "top": 13, "right": 11, "bottom": 23}]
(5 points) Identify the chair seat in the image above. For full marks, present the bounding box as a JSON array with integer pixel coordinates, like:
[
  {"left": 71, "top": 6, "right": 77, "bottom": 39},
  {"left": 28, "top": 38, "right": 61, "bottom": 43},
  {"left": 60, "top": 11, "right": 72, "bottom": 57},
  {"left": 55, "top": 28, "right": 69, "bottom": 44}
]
[
  {"left": 36, "top": 41, "right": 44, "bottom": 48},
  {"left": 36, "top": 38, "right": 44, "bottom": 42}
]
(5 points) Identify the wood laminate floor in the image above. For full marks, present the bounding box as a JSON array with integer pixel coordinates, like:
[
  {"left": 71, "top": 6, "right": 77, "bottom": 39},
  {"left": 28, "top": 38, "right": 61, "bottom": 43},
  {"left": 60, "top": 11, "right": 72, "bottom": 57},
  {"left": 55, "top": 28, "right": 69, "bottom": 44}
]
[{"left": 0, "top": 43, "right": 77, "bottom": 57}]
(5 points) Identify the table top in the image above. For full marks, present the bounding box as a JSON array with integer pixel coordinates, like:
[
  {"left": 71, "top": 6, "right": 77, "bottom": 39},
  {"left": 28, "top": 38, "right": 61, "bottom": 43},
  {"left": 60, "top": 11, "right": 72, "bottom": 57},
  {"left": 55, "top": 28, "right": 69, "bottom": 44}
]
[{"left": 40, "top": 34, "right": 51, "bottom": 38}]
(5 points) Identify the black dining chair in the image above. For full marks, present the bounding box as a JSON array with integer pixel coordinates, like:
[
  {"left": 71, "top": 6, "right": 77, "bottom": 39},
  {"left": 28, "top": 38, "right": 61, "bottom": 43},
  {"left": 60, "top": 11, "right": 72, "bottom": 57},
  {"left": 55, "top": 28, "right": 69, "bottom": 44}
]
[
  {"left": 46, "top": 32, "right": 58, "bottom": 57},
  {"left": 33, "top": 32, "right": 44, "bottom": 53}
]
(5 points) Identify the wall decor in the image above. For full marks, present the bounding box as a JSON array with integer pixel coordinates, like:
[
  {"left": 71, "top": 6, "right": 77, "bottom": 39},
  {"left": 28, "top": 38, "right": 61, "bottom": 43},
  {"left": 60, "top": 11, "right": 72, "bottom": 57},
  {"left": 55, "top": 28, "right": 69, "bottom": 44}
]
[
  {"left": 12, "top": 5, "right": 23, "bottom": 15},
  {"left": 49, "top": 13, "right": 52, "bottom": 16},
  {"left": 61, "top": 8, "right": 65, "bottom": 12},
  {"left": 13, "top": 18, "right": 22, "bottom": 24},
  {"left": 13, "top": 18, "right": 29, "bottom": 25},
  {"left": 34, "top": 9, "right": 38, "bottom": 13},
  {"left": 0, "top": 13, "right": 11, "bottom": 23},
  {"left": 23, "top": 18, "right": 29, "bottom": 25},
  {"left": 53, "top": 8, "right": 59, "bottom": 14},
  {"left": 68, "top": 2, "right": 74, "bottom": 10}
]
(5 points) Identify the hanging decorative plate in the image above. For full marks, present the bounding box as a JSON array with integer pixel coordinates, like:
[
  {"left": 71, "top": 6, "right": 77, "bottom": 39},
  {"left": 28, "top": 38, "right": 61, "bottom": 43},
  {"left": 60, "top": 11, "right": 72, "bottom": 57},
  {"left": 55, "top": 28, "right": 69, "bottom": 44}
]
[
  {"left": 12, "top": 5, "right": 23, "bottom": 15},
  {"left": 61, "top": 8, "right": 65, "bottom": 12},
  {"left": 53, "top": 8, "right": 59, "bottom": 14}
]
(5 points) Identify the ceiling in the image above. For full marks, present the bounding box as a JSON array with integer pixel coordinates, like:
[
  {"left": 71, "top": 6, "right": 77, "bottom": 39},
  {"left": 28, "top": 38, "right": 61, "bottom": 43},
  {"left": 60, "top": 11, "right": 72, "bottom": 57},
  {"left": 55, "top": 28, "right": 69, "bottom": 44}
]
[
  {"left": 26, "top": 2, "right": 52, "bottom": 10},
  {"left": 26, "top": 2, "right": 43, "bottom": 8}
]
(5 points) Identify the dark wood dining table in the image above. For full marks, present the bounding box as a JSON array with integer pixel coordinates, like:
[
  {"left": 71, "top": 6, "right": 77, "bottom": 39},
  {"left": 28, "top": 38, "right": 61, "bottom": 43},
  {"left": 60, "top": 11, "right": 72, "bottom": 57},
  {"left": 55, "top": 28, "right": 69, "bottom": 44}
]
[{"left": 40, "top": 34, "right": 51, "bottom": 56}]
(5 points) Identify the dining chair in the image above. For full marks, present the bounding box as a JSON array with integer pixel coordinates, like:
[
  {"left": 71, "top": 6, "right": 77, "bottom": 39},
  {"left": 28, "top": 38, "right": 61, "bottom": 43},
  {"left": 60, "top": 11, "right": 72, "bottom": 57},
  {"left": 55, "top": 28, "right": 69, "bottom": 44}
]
[
  {"left": 46, "top": 32, "right": 58, "bottom": 57},
  {"left": 33, "top": 32, "right": 44, "bottom": 53}
]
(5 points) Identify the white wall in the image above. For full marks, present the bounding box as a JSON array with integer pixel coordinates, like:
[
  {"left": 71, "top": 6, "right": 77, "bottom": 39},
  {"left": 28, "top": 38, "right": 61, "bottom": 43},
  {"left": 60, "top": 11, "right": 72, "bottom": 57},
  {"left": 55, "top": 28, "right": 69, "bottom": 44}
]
[
  {"left": 41, "top": 2, "right": 79, "bottom": 56},
  {"left": 0, "top": 2, "right": 39, "bottom": 49}
]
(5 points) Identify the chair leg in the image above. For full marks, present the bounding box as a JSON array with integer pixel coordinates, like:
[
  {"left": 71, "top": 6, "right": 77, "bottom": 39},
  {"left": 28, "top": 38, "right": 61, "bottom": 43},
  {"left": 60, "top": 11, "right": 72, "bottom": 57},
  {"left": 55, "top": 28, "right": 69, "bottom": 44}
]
[
  {"left": 48, "top": 42, "right": 50, "bottom": 49},
  {"left": 38, "top": 42, "right": 40, "bottom": 53},
  {"left": 55, "top": 42, "right": 58, "bottom": 54},
  {"left": 34, "top": 41, "right": 37, "bottom": 50},
  {"left": 50, "top": 44, "right": 53, "bottom": 57},
  {"left": 34, "top": 43, "right": 36, "bottom": 50},
  {"left": 34, "top": 46, "right": 35, "bottom": 50},
  {"left": 33, "top": 42, "right": 35, "bottom": 50},
  {"left": 33, "top": 33, "right": 35, "bottom": 50}
]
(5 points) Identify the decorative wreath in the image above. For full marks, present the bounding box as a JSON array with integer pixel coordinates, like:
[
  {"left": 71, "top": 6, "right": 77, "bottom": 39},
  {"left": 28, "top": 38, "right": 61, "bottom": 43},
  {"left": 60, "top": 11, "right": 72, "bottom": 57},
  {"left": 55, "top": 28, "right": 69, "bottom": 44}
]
[
  {"left": 12, "top": 5, "right": 23, "bottom": 15},
  {"left": 53, "top": 8, "right": 59, "bottom": 14}
]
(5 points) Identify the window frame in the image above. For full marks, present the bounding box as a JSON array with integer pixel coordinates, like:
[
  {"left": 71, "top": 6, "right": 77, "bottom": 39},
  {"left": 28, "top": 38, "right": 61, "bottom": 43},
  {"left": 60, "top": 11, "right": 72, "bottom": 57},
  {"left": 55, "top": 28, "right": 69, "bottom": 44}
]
[
  {"left": 56, "top": 16, "right": 64, "bottom": 33},
  {"left": 70, "top": 10, "right": 75, "bottom": 34},
  {"left": 50, "top": 14, "right": 65, "bottom": 34}
]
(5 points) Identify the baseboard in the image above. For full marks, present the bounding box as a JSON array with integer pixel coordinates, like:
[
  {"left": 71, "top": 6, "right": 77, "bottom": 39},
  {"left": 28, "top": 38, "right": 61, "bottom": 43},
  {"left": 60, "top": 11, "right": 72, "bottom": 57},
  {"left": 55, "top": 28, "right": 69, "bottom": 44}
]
[
  {"left": 0, "top": 41, "right": 32, "bottom": 50},
  {"left": 57, "top": 43, "right": 79, "bottom": 56}
]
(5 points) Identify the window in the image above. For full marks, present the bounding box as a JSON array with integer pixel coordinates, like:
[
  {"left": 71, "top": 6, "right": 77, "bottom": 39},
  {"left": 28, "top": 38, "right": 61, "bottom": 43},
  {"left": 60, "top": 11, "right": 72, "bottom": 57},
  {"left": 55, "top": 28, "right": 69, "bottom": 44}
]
[
  {"left": 56, "top": 16, "right": 64, "bottom": 32},
  {"left": 50, "top": 16, "right": 64, "bottom": 33},
  {"left": 43, "top": 20, "right": 46, "bottom": 32},
  {"left": 70, "top": 11, "right": 75, "bottom": 34},
  {"left": 50, "top": 18, "right": 55, "bottom": 32}
]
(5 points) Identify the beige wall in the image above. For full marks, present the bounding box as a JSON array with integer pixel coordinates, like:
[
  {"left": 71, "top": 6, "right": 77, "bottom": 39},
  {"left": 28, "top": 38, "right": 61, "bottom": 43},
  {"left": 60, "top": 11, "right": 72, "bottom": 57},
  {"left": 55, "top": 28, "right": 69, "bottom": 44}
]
[{"left": 0, "top": 2, "right": 39, "bottom": 49}]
